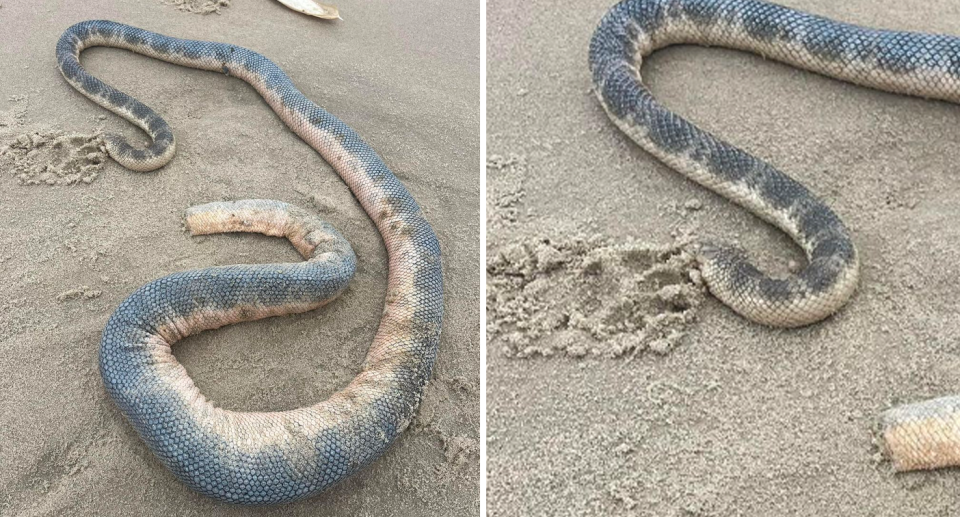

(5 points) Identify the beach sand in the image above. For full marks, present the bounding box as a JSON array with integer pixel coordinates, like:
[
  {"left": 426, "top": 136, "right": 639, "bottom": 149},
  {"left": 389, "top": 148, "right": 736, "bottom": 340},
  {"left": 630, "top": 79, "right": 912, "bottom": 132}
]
[
  {"left": 0, "top": 0, "right": 480, "bottom": 515},
  {"left": 487, "top": 0, "right": 960, "bottom": 514}
]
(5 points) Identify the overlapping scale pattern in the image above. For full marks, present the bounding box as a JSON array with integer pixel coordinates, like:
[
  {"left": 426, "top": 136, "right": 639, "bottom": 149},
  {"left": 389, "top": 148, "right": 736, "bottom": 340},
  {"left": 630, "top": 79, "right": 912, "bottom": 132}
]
[{"left": 57, "top": 22, "right": 443, "bottom": 504}]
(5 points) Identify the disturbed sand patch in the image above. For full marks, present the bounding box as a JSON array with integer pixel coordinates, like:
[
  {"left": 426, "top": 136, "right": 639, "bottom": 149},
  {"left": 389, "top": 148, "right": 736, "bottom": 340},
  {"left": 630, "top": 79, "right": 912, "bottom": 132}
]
[
  {"left": 55, "top": 286, "right": 103, "bottom": 302},
  {"left": 487, "top": 235, "right": 704, "bottom": 359},
  {"left": 163, "top": 0, "right": 230, "bottom": 14},
  {"left": 1, "top": 131, "right": 106, "bottom": 186}
]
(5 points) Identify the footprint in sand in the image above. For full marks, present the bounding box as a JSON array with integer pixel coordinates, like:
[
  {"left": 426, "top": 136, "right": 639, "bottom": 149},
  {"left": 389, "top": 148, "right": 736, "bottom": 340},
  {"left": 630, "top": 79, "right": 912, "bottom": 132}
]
[
  {"left": 1, "top": 131, "right": 106, "bottom": 186},
  {"left": 486, "top": 235, "right": 704, "bottom": 359}
]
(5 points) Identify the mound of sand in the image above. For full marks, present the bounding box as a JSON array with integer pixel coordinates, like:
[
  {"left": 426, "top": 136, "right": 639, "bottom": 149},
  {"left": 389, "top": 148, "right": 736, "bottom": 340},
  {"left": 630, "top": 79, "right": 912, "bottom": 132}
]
[
  {"left": 487, "top": 235, "right": 703, "bottom": 359},
  {"left": 163, "top": 0, "right": 230, "bottom": 15},
  {"left": 1, "top": 130, "right": 105, "bottom": 186}
]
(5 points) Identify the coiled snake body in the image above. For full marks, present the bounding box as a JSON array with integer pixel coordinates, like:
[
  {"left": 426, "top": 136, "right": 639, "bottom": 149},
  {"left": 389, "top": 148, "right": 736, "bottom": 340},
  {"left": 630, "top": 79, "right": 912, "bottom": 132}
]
[
  {"left": 590, "top": 0, "right": 960, "bottom": 472},
  {"left": 57, "top": 21, "right": 442, "bottom": 504}
]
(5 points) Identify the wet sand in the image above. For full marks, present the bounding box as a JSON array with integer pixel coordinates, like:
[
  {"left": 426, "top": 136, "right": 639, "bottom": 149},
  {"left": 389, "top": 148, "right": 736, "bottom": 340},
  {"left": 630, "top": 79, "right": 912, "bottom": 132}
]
[
  {"left": 0, "top": 0, "right": 480, "bottom": 515},
  {"left": 487, "top": 0, "right": 960, "bottom": 515}
]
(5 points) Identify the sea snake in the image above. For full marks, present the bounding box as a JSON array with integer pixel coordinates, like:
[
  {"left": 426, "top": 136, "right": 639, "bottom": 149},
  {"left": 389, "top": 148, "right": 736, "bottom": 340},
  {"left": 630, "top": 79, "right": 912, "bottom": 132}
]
[
  {"left": 56, "top": 21, "right": 443, "bottom": 504},
  {"left": 590, "top": 0, "right": 960, "bottom": 472}
]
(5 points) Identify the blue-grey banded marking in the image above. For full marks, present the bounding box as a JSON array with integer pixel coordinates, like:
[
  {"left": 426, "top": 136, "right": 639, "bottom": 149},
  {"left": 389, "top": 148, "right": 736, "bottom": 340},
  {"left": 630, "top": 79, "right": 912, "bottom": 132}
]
[
  {"left": 590, "top": 0, "right": 960, "bottom": 471},
  {"left": 57, "top": 21, "right": 443, "bottom": 504}
]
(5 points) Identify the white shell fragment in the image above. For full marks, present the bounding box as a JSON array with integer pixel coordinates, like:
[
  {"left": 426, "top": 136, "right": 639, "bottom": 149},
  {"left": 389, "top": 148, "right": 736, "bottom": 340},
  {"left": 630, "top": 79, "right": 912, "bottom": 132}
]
[{"left": 275, "top": 0, "right": 340, "bottom": 19}]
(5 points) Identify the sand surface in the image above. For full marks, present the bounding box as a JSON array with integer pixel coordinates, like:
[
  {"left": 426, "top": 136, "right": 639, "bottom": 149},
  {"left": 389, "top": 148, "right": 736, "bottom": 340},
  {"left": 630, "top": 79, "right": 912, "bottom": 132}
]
[
  {"left": 0, "top": 0, "right": 479, "bottom": 515},
  {"left": 487, "top": 0, "right": 960, "bottom": 515}
]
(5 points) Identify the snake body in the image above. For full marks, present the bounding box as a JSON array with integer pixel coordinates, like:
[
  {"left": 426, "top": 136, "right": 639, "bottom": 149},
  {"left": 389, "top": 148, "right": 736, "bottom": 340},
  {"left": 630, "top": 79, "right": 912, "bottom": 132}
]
[
  {"left": 57, "top": 21, "right": 443, "bottom": 504},
  {"left": 590, "top": 0, "right": 960, "bottom": 471}
]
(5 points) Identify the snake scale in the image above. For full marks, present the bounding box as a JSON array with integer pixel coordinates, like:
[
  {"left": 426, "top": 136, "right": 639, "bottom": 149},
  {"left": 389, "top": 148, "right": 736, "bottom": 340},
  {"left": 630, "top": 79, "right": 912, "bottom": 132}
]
[
  {"left": 57, "top": 21, "right": 443, "bottom": 504},
  {"left": 590, "top": 0, "right": 960, "bottom": 472}
]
